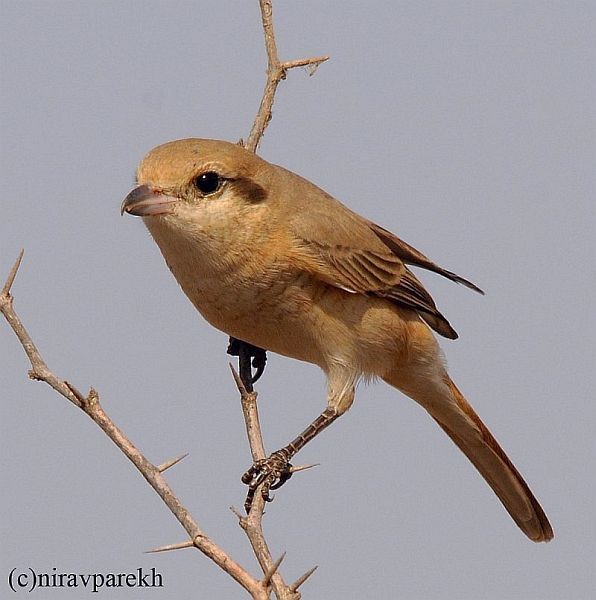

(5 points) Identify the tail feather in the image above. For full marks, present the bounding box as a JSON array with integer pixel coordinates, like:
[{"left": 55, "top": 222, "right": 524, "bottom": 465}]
[{"left": 434, "top": 378, "right": 553, "bottom": 542}]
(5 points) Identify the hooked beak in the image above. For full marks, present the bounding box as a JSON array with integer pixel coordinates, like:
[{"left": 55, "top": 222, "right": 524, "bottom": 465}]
[{"left": 121, "top": 184, "right": 177, "bottom": 217}]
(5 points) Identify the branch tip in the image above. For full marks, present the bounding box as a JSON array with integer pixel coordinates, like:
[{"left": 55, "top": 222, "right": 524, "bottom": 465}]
[
  {"left": 289, "top": 565, "right": 318, "bottom": 592},
  {"left": 2, "top": 249, "right": 25, "bottom": 297},
  {"left": 281, "top": 55, "right": 330, "bottom": 73},
  {"left": 229, "top": 362, "right": 249, "bottom": 396},
  {"left": 246, "top": 0, "right": 330, "bottom": 153},
  {"left": 85, "top": 387, "right": 100, "bottom": 407},
  {"left": 27, "top": 369, "right": 42, "bottom": 381},
  {"left": 157, "top": 453, "right": 189, "bottom": 473},
  {"left": 230, "top": 505, "right": 246, "bottom": 521}
]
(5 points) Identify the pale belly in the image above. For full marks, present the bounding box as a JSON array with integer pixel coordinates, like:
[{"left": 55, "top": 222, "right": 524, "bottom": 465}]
[
  {"left": 147, "top": 217, "right": 417, "bottom": 377},
  {"left": 179, "top": 269, "right": 328, "bottom": 367},
  {"left": 179, "top": 267, "right": 417, "bottom": 378}
]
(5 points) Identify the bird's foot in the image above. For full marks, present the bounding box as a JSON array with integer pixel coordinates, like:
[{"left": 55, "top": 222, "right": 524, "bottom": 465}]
[
  {"left": 227, "top": 338, "right": 268, "bottom": 384},
  {"left": 242, "top": 449, "right": 293, "bottom": 513}
]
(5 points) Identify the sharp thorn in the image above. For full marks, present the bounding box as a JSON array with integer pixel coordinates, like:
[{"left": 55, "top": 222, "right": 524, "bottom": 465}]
[
  {"left": 2, "top": 249, "right": 25, "bottom": 297},
  {"left": 229, "top": 505, "right": 245, "bottom": 521},
  {"left": 251, "top": 362, "right": 265, "bottom": 384},
  {"left": 289, "top": 463, "right": 320, "bottom": 475},
  {"left": 262, "top": 551, "right": 286, "bottom": 587},
  {"left": 157, "top": 453, "right": 189, "bottom": 472},
  {"left": 289, "top": 565, "right": 318, "bottom": 592},
  {"left": 145, "top": 540, "right": 194, "bottom": 553},
  {"left": 229, "top": 363, "right": 248, "bottom": 396}
]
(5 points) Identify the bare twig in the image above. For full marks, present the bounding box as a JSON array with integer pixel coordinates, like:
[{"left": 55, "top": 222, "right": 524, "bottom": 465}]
[
  {"left": 232, "top": 364, "right": 294, "bottom": 598},
  {"left": 230, "top": 364, "right": 266, "bottom": 462},
  {"left": 233, "top": 362, "right": 318, "bottom": 598},
  {"left": 0, "top": 255, "right": 267, "bottom": 600},
  {"left": 3, "top": 2, "right": 326, "bottom": 598},
  {"left": 245, "top": 0, "right": 329, "bottom": 152},
  {"left": 231, "top": 2, "right": 327, "bottom": 597}
]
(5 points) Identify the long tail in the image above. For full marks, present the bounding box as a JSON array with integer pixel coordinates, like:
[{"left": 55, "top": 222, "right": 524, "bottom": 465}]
[
  {"left": 438, "top": 378, "right": 553, "bottom": 541},
  {"left": 391, "top": 373, "right": 553, "bottom": 542}
]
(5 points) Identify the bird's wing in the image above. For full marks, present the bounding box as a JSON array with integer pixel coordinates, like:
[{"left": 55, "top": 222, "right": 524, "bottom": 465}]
[
  {"left": 369, "top": 223, "right": 484, "bottom": 294},
  {"left": 288, "top": 199, "right": 476, "bottom": 339}
]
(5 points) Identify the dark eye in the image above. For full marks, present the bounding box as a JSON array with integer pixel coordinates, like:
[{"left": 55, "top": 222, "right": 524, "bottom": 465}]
[{"left": 194, "top": 171, "right": 222, "bottom": 195}]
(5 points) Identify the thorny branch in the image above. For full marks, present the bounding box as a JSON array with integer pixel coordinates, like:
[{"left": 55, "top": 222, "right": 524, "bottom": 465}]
[
  {"left": 0, "top": 252, "right": 267, "bottom": 599},
  {"left": 229, "top": 368, "right": 319, "bottom": 599},
  {"left": 2, "top": 1, "right": 326, "bottom": 598},
  {"left": 233, "top": 1, "right": 328, "bottom": 595},
  {"left": 245, "top": 0, "right": 329, "bottom": 152}
]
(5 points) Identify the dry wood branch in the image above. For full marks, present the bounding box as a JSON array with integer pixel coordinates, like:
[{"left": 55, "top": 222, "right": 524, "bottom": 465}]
[
  {"left": 231, "top": 364, "right": 294, "bottom": 598},
  {"left": 232, "top": 363, "right": 320, "bottom": 599},
  {"left": 245, "top": 0, "right": 329, "bottom": 152},
  {"left": 230, "top": 2, "right": 328, "bottom": 597},
  {"left": 0, "top": 255, "right": 268, "bottom": 600},
  {"left": 3, "top": 2, "right": 326, "bottom": 598}
]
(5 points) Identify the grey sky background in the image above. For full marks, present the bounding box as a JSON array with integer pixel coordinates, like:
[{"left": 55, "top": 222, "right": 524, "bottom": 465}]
[{"left": 1, "top": 2, "right": 595, "bottom": 599}]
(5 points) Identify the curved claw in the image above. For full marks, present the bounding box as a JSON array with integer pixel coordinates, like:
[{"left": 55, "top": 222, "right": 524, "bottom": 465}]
[
  {"left": 250, "top": 347, "right": 267, "bottom": 383},
  {"left": 242, "top": 450, "right": 294, "bottom": 513},
  {"left": 251, "top": 361, "right": 266, "bottom": 383},
  {"left": 227, "top": 338, "right": 268, "bottom": 385},
  {"left": 269, "top": 467, "right": 293, "bottom": 490}
]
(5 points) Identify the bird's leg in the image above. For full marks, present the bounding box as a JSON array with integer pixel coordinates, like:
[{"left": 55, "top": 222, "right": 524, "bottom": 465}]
[
  {"left": 242, "top": 406, "right": 340, "bottom": 512},
  {"left": 227, "top": 337, "right": 268, "bottom": 391}
]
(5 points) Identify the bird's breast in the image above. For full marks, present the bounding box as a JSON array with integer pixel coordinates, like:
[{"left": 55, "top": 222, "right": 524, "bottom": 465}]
[{"left": 146, "top": 215, "right": 325, "bottom": 363}]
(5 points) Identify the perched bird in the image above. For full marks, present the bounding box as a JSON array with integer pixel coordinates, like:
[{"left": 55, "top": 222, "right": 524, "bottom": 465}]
[{"left": 122, "top": 138, "right": 553, "bottom": 542}]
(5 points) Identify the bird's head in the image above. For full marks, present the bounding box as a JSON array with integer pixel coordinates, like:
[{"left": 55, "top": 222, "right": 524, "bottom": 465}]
[{"left": 122, "top": 138, "right": 273, "bottom": 245}]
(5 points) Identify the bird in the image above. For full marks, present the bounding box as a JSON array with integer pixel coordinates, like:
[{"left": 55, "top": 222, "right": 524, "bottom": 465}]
[{"left": 122, "top": 138, "right": 553, "bottom": 542}]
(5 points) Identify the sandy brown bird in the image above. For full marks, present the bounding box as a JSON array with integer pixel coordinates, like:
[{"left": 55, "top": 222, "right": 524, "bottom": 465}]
[{"left": 122, "top": 138, "right": 553, "bottom": 542}]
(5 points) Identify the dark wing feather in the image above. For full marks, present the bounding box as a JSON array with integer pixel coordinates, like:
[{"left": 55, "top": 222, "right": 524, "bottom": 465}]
[
  {"left": 303, "top": 239, "right": 405, "bottom": 293},
  {"left": 284, "top": 181, "right": 481, "bottom": 339},
  {"left": 371, "top": 223, "right": 484, "bottom": 295},
  {"left": 296, "top": 237, "right": 459, "bottom": 339},
  {"left": 381, "top": 269, "right": 458, "bottom": 339}
]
